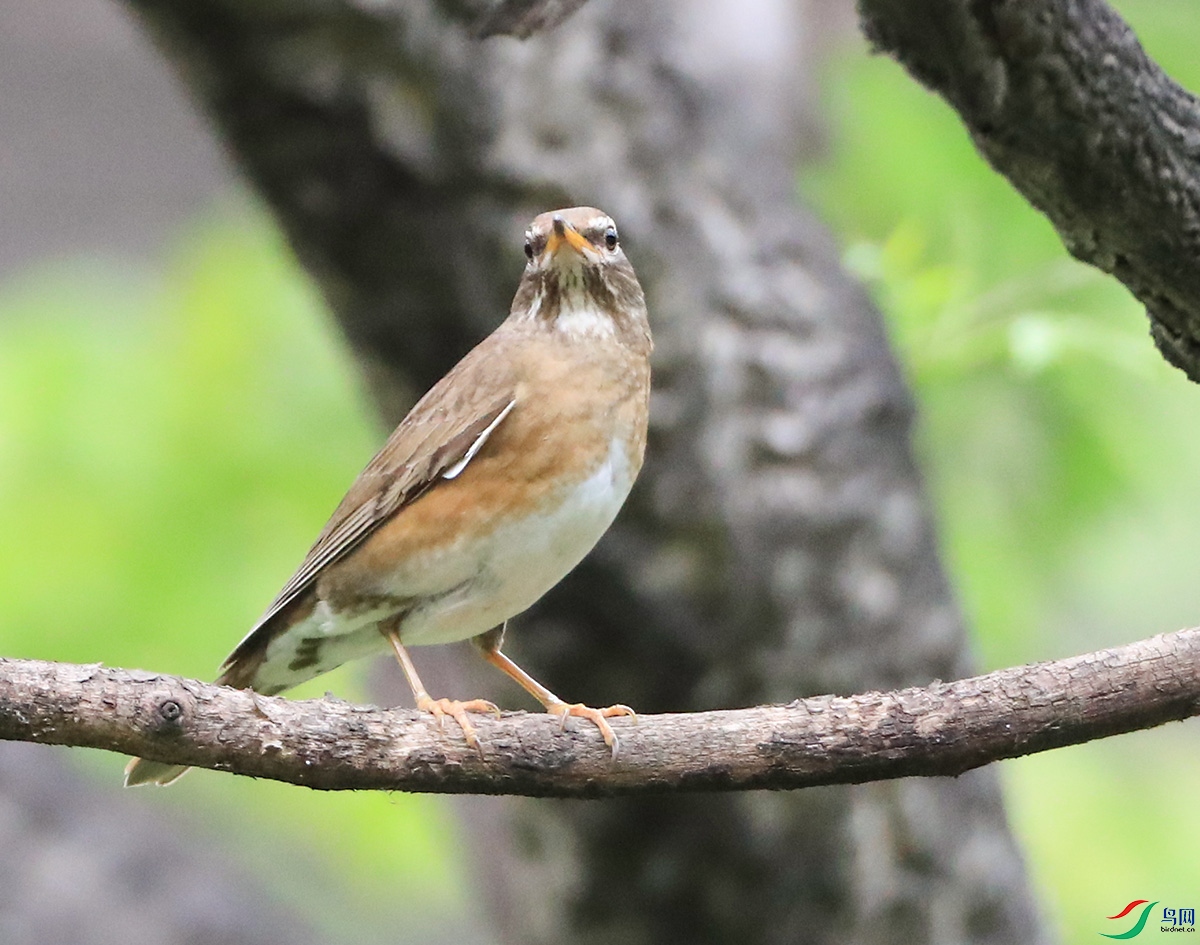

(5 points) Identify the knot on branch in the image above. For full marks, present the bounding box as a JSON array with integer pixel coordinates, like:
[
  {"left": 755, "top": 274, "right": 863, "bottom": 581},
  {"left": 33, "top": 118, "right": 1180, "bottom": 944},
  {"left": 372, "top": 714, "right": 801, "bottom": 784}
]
[
  {"left": 158, "top": 699, "right": 184, "bottom": 722},
  {"left": 137, "top": 688, "right": 194, "bottom": 737}
]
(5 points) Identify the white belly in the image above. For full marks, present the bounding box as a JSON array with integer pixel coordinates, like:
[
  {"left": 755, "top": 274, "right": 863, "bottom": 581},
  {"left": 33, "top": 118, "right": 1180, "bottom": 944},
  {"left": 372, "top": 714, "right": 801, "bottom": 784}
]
[{"left": 400, "top": 434, "right": 635, "bottom": 645}]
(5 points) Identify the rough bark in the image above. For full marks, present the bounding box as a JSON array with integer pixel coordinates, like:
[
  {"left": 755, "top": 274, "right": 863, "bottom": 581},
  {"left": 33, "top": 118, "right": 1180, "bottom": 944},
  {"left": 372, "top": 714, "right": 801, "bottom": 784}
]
[
  {"left": 123, "top": 0, "right": 1047, "bottom": 942},
  {"left": 3, "top": 629, "right": 1198, "bottom": 795},
  {"left": 858, "top": 0, "right": 1200, "bottom": 382}
]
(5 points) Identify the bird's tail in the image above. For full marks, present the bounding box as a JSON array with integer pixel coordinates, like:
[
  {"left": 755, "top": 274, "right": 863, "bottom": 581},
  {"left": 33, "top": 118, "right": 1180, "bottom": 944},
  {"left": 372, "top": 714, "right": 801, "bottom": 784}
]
[
  {"left": 123, "top": 652, "right": 264, "bottom": 787},
  {"left": 123, "top": 757, "right": 191, "bottom": 787},
  {"left": 122, "top": 597, "right": 342, "bottom": 787}
]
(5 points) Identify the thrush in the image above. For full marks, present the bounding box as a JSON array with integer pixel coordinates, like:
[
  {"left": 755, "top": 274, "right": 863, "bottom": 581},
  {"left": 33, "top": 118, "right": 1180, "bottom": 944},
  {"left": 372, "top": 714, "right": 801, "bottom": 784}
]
[{"left": 124, "top": 207, "right": 652, "bottom": 786}]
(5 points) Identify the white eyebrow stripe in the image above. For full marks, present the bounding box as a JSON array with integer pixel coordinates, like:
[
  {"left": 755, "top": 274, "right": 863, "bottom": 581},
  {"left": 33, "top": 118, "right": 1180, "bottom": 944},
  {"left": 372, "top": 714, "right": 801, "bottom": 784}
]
[{"left": 442, "top": 398, "right": 517, "bottom": 480}]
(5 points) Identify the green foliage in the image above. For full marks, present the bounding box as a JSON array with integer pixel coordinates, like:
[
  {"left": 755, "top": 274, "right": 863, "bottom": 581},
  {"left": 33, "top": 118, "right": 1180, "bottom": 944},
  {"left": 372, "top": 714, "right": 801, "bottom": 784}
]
[
  {"left": 802, "top": 2, "right": 1200, "bottom": 939},
  {"left": 0, "top": 212, "right": 459, "bottom": 941}
]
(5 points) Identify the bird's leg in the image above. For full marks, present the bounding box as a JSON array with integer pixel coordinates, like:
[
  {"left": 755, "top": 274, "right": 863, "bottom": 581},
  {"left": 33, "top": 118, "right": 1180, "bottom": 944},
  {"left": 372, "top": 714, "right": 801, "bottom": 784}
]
[
  {"left": 382, "top": 623, "right": 499, "bottom": 756},
  {"left": 473, "top": 624, "right": 636, "bottom": 759}
]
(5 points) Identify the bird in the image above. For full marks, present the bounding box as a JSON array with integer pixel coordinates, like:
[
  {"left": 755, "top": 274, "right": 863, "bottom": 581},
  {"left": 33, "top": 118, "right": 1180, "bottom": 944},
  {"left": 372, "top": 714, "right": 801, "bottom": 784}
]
[{"left": 124, "top": 207, "right": 652, "bottom": 786}]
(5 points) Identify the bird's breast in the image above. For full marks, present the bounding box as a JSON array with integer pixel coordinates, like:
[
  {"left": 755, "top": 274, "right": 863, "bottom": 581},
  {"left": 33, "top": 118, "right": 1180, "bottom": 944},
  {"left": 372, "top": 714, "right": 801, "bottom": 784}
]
[{"left": 391, "top": 431, "right": 637, "bottom": 645}]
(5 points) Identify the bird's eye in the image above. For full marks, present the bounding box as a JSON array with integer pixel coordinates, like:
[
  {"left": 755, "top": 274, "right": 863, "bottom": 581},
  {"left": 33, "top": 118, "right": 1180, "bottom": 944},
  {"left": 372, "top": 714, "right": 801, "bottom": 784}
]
[
  {"left": 524, "top": 238, "right": 534, "bottom": 260},
  {"left": 604, "top": 226, "right": 619, "bottom": 250}
]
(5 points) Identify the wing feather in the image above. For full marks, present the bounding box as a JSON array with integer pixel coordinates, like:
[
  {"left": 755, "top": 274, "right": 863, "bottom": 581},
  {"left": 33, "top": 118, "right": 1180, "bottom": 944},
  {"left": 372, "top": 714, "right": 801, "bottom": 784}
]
[{"left": 222, "top": 342, "right": 519, "bottom": 668}]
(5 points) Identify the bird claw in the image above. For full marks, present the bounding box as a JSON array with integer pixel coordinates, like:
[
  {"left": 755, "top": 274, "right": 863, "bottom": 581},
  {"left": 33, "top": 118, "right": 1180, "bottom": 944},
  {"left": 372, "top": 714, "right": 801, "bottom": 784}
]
[
  {"left": 547, "top": 703, "right": 638, "bottom": 759},
  {"left": 416, "top": 696, "right": 500, "bottom": 757}
]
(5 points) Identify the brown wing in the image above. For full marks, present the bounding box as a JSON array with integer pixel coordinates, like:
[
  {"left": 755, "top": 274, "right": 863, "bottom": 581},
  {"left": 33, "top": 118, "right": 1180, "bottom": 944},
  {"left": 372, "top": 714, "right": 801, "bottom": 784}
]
[{"left": 222, "top": 341, "right": 519, "bottom": 668}]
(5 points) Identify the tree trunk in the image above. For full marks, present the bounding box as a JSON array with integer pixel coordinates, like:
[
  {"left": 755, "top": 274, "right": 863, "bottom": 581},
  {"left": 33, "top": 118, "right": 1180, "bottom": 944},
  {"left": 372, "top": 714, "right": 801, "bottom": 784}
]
[{"left": 126, "top": 0, "right": 1048, "bottom": 941}]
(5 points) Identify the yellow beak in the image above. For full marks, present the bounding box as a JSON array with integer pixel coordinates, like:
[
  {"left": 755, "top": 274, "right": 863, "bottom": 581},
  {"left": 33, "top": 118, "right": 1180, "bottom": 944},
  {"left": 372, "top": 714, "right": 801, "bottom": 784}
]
[{"left": 544, "top": 215, "right": 592, "bottom": 258}]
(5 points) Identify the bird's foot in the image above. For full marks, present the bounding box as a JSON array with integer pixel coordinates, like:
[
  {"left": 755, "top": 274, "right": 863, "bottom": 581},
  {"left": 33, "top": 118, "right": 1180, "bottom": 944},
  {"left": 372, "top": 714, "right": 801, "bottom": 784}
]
[
  {"left": 546, "top": 702, "right": 638, "bottom": 759},
  {"left": 416, "top": 696, "right": 501, "bottom": 757}
]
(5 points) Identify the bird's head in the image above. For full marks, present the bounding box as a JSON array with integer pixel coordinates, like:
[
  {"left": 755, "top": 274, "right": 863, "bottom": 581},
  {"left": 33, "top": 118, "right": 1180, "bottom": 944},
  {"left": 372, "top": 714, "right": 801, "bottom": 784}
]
[{"left": 511, "top": 207, "right": 649, "bottom": 350}]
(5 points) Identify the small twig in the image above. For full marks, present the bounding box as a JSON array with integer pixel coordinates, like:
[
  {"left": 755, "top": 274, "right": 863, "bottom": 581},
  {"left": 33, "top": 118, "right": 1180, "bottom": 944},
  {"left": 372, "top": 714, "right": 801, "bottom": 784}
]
[
  {"left": 1, "top": 629, "right": 1197, "bottom": 796},
  {"left": 473, "top": 0, "right": 590, "bottom": 38}
]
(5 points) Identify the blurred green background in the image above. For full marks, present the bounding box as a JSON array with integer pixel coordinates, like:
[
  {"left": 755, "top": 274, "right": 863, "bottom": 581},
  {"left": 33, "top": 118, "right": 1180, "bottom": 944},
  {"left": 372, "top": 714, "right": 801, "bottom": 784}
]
[
  {"left": 0, "top": 1, "right": 1196, "bottom": 942},
  {"left": 0, "top": 217, "right": 463, "bottom": 942}
]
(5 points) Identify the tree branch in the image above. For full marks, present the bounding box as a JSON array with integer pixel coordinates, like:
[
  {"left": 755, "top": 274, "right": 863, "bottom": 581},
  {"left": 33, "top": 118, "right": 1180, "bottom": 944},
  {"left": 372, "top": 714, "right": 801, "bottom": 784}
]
[
  {"left": 3, "top": 629, "right": 1197, "bottom": 797},
  {"left": 858, "top": 0, "right": 1200, "bottom": 381}
]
